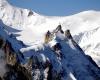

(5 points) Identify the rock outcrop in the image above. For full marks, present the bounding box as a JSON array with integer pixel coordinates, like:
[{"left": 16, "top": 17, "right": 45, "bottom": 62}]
[{"left": 0, "top": 36, "right": 32, "bottom": 80}]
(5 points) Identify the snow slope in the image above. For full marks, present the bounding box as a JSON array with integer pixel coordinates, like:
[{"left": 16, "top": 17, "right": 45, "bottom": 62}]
[
  {"left": 74, "top": 27, "right": 100, "bottom": 66},
  {"left": 1, "top": 19, "right": 100, "bottom": 79},
  {"left": 0, "top": 0, "right": 100, "bottom": 45},
  {"left": 1, "top": 0, "right": 100, "bottom": 67},
  {"left": 0, "top": 0, "right": 100, "bottom": 79}
]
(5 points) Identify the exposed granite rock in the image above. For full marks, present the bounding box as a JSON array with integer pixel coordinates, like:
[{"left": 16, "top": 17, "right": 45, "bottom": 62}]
[{"left": 0, "top": 36, "right": 32, "bottom": 80}]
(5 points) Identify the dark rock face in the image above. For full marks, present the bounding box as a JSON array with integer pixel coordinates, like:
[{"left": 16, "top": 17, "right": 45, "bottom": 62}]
[
  {"left": 29, "top": 56, "right": 53, "bottom": 80},
  {"left": 0, "top": 36, "right": 54, "bottom": 80},
  {"left": 56, "top": 25, "right": 64, "bottom": 34},
  {"left": 0, "top": 36, "right": 32, "bottom": 80},
  {"left": 28, "top": 10, "right": 34, "bottom": 16},
  {"left": 0, "top": 76, "right": 2, "bottom": 80},
  {"left": 65, "top": 29, "right": 73, "bottom": 39},
  {"left": 44, "top": 31, "right": 52, "bottom": 43},
  {"left": 0, "top": 37, "right": 3, "bottom": 48},
  {"left": 3, "top": 64, "right": 32, "bottom": 80},
  {"left": 86, "top": 55, "right": 99, "bottom": 69}
]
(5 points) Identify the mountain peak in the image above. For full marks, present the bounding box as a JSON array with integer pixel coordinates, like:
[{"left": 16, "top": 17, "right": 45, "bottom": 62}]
[
  {"left": 0, "top": 1, "right": 100, "bottom": 79},
  {"left": 0, "top": 0, "right": 9, "bottom": 6},
  {"left": 1, "top": 22, "right": 100, "bottom": 80}
]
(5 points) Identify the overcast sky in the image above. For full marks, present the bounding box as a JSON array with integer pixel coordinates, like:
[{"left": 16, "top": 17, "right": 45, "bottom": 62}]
[{"left": 8, "top": 0, "right": 100, "bottom": 16}]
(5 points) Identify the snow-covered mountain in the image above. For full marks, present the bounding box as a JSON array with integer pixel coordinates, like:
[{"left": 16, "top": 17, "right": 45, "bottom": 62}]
[
  {"left": 74, "top": 27, "right": 100, "bottom": 67},
  {"left": 1, "top": 0, "right": 100, "bottom": 67},
  {"left": 1, "top": 19, "right": 100, "bottom": 80},
  {"left": 0, "top": 0, "right": 100, "bottom": 43},
  {"left": 0, "top": 0, "right": 100, "bottom": 80}
]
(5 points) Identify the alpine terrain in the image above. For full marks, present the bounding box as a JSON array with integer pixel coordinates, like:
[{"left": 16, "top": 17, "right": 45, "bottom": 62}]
[{"left": 0, "top": 0, "right": 100, "bottom": 80}]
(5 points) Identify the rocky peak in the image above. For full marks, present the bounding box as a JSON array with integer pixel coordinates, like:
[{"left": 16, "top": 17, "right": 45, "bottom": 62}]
[
  {"left": 28, "top": 10, "right": 34, "bottom": 17},
  {"left": 65, "top": 29, "right": 73, "bottom": 39},
  {"left": 0, "top": 0, "right": 10, "bottom": 7},
  {"left": 44, "top": 30, "right": 52, "bottom": 43},
  {"left": 44, "top": 25, "right": 73, "bottom": 44},
  {"left": 54, "top": 24, "right": 64, "bottom": 34}
]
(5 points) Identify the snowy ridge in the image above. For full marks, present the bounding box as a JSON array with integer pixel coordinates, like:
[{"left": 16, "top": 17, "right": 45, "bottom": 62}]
[
  {"left": 0, "top": 0, "right": 100, "bottom": 80},
  {"left": 0, "top": 0, "right": 100, "bottom": 45},
  {"left": 0, "top": 20, "right": 100, "bottom": 79},
  {"left": 74, "top": 27, "right": 100, "bottom": 66}
]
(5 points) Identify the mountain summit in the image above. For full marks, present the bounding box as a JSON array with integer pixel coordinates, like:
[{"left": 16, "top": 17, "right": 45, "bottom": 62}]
[
  {"left": 0, "top": 20, "right": 100, "bottom": 80},
  {"left": 0, "top": 0, "right": 100, "bottom": 80}
]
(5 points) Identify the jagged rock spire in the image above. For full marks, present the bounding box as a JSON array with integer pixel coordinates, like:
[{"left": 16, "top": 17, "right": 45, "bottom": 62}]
[
  {"left": 44, "top": 25, "right": 64, "bottom": 43},
  {"left": 56, "top": 25, "right": 62, "bottom": 31},
  {"left": 65, "top": 29, "right": 73, "bottom": 39},
  {"left": 55, "top": 24, "right": 64, "bottom": 34},
  {"left": 44, "top": 30, "right": 52, "bottom": 43},
  {"left": 28, "top": 10, "right": 34, "bottom": 16}
]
